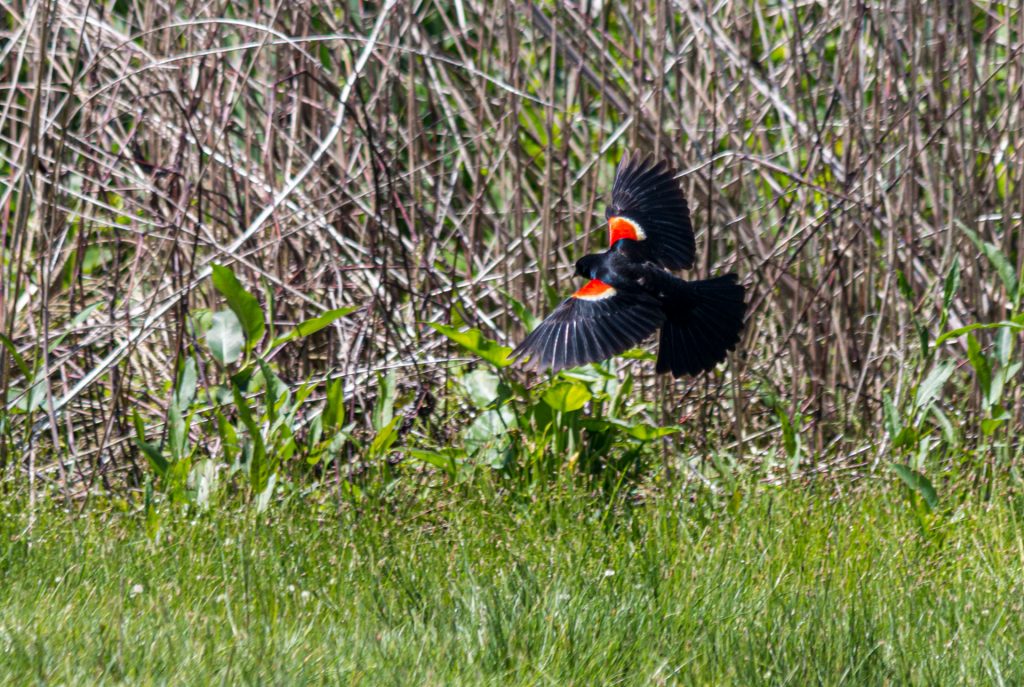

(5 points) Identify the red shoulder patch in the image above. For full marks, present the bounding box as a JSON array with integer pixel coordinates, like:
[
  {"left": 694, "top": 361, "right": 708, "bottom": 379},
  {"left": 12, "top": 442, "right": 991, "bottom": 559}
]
[
  {"left": 572, "top": 279, "right": 616, "bottom": 300},
  {"left": 608, "top": 216, "right": 646, "bottom": 245}
]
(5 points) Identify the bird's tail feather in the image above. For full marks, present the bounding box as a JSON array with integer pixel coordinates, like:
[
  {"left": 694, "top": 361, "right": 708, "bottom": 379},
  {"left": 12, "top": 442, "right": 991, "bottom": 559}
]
[{"left": 656, "top": 274, "right": 746, "bottom": 377}]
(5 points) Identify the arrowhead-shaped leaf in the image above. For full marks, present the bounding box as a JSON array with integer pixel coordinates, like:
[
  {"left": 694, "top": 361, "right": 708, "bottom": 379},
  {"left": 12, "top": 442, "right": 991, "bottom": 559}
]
[
  {"left": 429, "top": 323, "right": 512, "bottom": 368},
  {"left": 211, "top": 264, "right": 265, "bottom": 349},
  {"left": 207, "top": 310, "right": 244, "bottom": 365},
  {"left": 542, "top": 381, "right": 591, "bottom": 412},
  {"left": 270, "top": 306, "right": 358, "bottom": 348}
]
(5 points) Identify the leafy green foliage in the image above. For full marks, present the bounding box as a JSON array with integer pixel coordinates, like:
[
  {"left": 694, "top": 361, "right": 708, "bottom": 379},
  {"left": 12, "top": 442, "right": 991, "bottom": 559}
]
[
  {"left": 891, "top": 463, "right": 947, "bottom": 539},
  {"left": 372, "top": 370, "right": 396, "bottom": 431},
  {"left": 134, "top": 266, "right": 361, "bottom": 516},
  {"left": 892, "top": 463, "right": 938, "bottom": 510},
  {"left": 880, "top": 231, "right": 1024, "bottom": 505},
  {"left": 421, "top": 323, "right": 683, "bottom": 490},
  {"left": 958, "top": 222, "right": 1020, "bottom": 307},
  {"left": 5, "top": 0, "right": 1023, "bottom": 535},
  {"left": 542, "top": 380, "right": 591, "bottom": 412},
  {"left": 211, "top": 263, "right": 266, "bottom": 350},
  {"left": 430, "top": 322, "right": 513, "bottom": 367},
  {"left": 269, "top": 306, "right": 359, "bottom": 348},
  {"left": 207, "top": 310, "right": 244, "bottom": 365},
  {"left": 131, "top": 357, "right": 201, "bottom": 524}
]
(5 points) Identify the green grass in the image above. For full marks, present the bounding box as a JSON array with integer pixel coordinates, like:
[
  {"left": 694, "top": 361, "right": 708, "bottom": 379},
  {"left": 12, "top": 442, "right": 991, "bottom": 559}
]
[{"left": 1, "top": 484, "right": 1021, "bottom": 685}]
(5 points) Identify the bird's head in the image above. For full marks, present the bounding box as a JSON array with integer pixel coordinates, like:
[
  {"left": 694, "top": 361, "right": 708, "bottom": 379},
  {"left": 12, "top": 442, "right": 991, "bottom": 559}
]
[{"left": 574, "top": 254, "right": 600, "bottom": 279}]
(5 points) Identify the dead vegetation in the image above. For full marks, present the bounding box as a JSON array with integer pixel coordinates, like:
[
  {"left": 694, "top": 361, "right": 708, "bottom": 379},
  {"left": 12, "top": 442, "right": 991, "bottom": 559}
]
[{"left": 2, "top": 1, "right": 1023, "bottom": 492}]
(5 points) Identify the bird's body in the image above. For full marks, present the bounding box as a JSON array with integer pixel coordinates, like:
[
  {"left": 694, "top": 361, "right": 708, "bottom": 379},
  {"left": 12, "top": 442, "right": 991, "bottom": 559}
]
[{"left": 513, "top": 153, "right": 747, "bottom": 377}]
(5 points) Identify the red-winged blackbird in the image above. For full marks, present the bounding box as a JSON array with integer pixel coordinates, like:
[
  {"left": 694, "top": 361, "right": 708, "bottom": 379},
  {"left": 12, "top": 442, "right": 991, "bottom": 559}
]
[{"left": 512, "top": 153, "right": 747, "bottom": 377}]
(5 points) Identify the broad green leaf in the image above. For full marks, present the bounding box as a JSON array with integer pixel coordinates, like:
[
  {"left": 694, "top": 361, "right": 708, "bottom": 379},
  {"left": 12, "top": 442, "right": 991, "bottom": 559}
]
[
  {"left": 211, "top": 264, "right": 265, "bottom": 348},
  {"left": 131, "top": 408, "right": 148, "bottom": 444},
  {"left": 210, "top": 402, "right": 238, "bottom": 465},
  {"left": 429, "top": 322, "right": 512, "bottom": 368},
  {"left": 0, "top": 333, "right": 31, "bottom": 379},
  {"left": 276, "top": 431, "right": 297, "bottom": 463},
  {"left": 995, "top": 326, "right": 1014, "bottom": 367},
  {"left": 465, "top": 406, "right": 516, "bottom": 453},
  {"left": 619, "top": 348, "right": 656, "bottom": 360},
  {"left": 502, "top": 289, "right": 539, "bottom": 332},
  {"left": 257, "top": 358, "right": 289, "bottom": 419},
  {"left": 930, "top": 405, "right": 958, "bottom": 445},
  {"left": 369, "top": 416, "right": 401, "bottom": 457},
  {"left": 137, "top": 439, "right": 169, "bottom": 478},
  {"left": 189, "top": 309, "right": 214, "bottom": 338},
  {"left": 942, "top": 259, "right": 960, "bottom": 313},
  {"left": 324, "top": 378, "right": 345, "bottom": 430},
  {"left": 882, "top": 391, "right": 901, "bottom": 440},
  {"left": 626, "top": 423, "right": 681, "bottom": 441},
  {"left": 935, "top": 318, "right": 1024, "bottom": 346},
  {"left": 132, "top": 409, "right": 168, "bottom": 477},
  {"left": 207, "top": 384, "right": 232, "bottom": 406},
  {"left": 916, "top": 322, "right": 929, "bottom": 360},
  {"left": 981, "top": 416, "right": 1006, "bottom": 436},
  {"left": 987, "top": 368, "right": 1005, "bottom": 409},
  {"left": 463, "top": 369, "right": 500, "bottom": 409},
  {"left": 189, "top": 459, "right": 217, "bottom": 509},
  {"left": 407, "top": 448, "right": 461, "bottom": 476},
  {"left": 893, "top": 426, "right": 919, "bottom": 450},
  {"left": 966, "top": 334, "right": 991, "bottom": 399},
  {"left": 173, "top": 357, "right": 197, "bottom": 410},
  {"left": 7, "top": 379, "right": 46, "bottom": 413},
  {"left": 892, "top": 463, "right": 939, "bottom": 510},
  {"left": 959, "top": 224, "right": 1017, "bottom": 303},
  {"left": 207, "top": 310, "right": 244, "bottom": 364},
  {"left": 255, "top": 473, "right": 277, "bottom": 513},
  {"left": 232, "top": 386, "right": 269, "bottom": 492},
  {"left": 579, "top": 418, "right": 615, "bottom": 433},
  {"left": 914, "top": 361, "right": 954, "bottom": 410},
  {"left": 372, "top": 370, "right": 396, "bottom": 431},
  {"left": 270, "top": 306, "right": 359, "bottom": 348},
  {"left": 326, "top": 431, "right": 347, "bottom": 459},
  {"left": 542, "top": 381, "right": 591, "bottom": 412},
  {"left": 340, "top": 480, "right": 363, "bottom": 503},
  {"left": 306, "top": 416, "right": 324, "bottom": 459},
  {"left": 167, "top": 403, "right": 187, "bottom": 462},
  {"left": 484, "top": 438, "right": 514, "bottom": 470},
  {"left": 775, "top": 406, "right": 799, "bottom": 461}
]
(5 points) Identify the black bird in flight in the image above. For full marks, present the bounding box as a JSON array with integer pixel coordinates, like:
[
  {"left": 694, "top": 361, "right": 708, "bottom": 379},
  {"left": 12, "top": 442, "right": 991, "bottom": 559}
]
[{"left": 512, "top": 153, "right": 746, "bottom": 377}]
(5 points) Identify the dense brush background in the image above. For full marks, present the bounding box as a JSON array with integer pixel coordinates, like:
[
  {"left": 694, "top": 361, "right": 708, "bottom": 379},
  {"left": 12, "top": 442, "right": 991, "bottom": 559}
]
[
  {"left": 2, "top": 0, "right": 1023, "bottom": 497},
  {"left": 5, "top": 2, "right": 1024, "bottom": 683}
]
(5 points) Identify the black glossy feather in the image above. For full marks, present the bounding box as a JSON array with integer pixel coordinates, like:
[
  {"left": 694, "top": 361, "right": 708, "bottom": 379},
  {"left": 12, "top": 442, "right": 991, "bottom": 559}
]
[
  {"left": 513, "top": 152, "right": 746, "bottom": 378},
  {"left": 608, "top": 152, "right": 696, "bottom": 271},
  {"left": 655, "top": 273, "right": 746, "bottom": 377},
  {"left": 512, "top": 290, "right": 665, "bottom": 373}
]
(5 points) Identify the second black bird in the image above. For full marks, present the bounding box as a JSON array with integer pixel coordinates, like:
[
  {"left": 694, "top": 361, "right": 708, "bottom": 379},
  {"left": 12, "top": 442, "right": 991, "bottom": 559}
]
[{"left": 513, "top": 153, "right": 747, "bottom": 377}]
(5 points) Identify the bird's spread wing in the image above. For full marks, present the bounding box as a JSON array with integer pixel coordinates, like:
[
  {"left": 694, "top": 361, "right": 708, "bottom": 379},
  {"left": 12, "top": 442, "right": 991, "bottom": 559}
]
[
  {"left": 511, "top": 279, "right": 665, "bottom": 373},
  {"left": 608, "top": 153, "right": 696, "bottom": 271}
]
